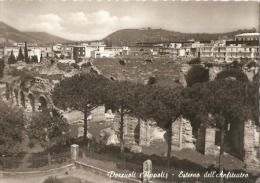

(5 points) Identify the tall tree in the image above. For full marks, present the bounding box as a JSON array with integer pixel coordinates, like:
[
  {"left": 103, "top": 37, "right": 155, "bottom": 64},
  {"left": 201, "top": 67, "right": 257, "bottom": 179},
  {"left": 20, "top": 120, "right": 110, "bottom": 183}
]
[
  {"left": 52, "top": 74, "right": 109, "bottom": 147},
  {"left": 215, "top": 69, "right": 249, "bottom": 82},
  {"left": 186, "top": 65, "right": 209, "bottom": 87},
  {"left": 8, "top": 50, "right": 16, "bottom": 64},
  {"left": 138, "top": 85, "right": 185, "bottom": 168},
  {"left": 24, "top": 42, "right": 29, "bottom": 64},
  {"left": 184, "top": 80, "right": 253, "bottom": 183},
  {"left": 17, "top": 47, "right": 24, "bottom": 61},
  {"left": 0, "top": 101, "right": 25, "bottom": 154},
  {"left": 104, "top": 81, "right": 143, "bottom": 155},
  {"left": 27, "top": 109, "right": 70, "bottom": 166}
]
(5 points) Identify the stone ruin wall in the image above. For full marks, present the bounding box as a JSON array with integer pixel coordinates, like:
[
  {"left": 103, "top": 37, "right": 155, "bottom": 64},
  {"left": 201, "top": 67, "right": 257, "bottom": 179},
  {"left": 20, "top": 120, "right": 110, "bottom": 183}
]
[
  {"left": 179, "top": 64, "right": 259, "bottom": 87},
  {"left": 3, "top": 77, "right": 53, "bottom": 114},
  {"left": 171, "top": 117, "right": 195, "bottom": 150},
  {"left": 112, "top": 114, "right": 151, "bottom": 146},
  {"left": 243, "top": 120, "right": 259, "bottom": 170},
  {"left": 112, "top": 115, "right": 195, "bottom": 150}
]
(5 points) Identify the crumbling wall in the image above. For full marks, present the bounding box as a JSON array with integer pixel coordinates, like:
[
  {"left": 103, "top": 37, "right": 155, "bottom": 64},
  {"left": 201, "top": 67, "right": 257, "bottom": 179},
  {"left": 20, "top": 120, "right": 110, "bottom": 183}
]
[
  {"left": 196, "top": 125, "right": 206, "bottom": 153},
  {"left": 196, "top": 124, "right": 218, "bottom": 155},
  {"left": 228, "top": 122, "right": 244, "bottom": 157},
  {"left": 91, "top": 106, "right": 106, "bottom": 122},
  {"left": 113, "top": 114, "right": 151, "bottom": 146},
  {"left": 179, "top": 64, "right": 190, "bottom": 87},
  {"left": 243, "top": 120, "right": 259, "bottom": 171},
  {"left": 204, "top": 128, "right": 217, "bottom": 155},
  {"left": 171, "top": 117, "right": 195, "bottom": 150}
]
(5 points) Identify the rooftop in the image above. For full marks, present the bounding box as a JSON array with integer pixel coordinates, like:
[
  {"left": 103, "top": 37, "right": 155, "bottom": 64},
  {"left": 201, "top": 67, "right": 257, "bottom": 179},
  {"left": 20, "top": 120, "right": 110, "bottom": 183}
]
[{"left": 235, "top": 33, "right": 260, "bottom": 37}]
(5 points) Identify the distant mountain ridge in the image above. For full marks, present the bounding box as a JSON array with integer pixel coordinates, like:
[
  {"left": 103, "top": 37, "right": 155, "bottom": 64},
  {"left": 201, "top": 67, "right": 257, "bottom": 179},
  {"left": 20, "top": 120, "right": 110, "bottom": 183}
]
[
  {"left": 0, "top": 21, "right": 71, "bottom": 45},
  {"left": 103, "top": 28, "right": 257, "bottom": 46}
]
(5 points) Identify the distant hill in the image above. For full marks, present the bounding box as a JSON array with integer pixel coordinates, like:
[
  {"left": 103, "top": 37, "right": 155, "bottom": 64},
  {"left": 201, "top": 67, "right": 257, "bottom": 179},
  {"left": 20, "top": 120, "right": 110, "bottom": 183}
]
[
  {"left": 23, "top": 32, "right": 70, "bottom": 44},
  {"left": 0, "top": 21, "right": 71, "bottom": 46},
  {"left": 103, "top": 28, "right": 257, "bottom": 46}
]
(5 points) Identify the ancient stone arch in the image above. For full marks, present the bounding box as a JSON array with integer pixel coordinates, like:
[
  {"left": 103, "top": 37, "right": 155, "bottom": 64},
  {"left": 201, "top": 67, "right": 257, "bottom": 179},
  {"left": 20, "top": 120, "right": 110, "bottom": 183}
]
[{"left": 38, "top": 95, "right": 48, "bottom": 111}]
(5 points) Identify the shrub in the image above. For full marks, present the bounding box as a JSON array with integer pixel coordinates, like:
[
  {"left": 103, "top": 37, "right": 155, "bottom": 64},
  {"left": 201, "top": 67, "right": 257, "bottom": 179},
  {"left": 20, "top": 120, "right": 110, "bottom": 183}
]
[
  {"left": 204, "top": 62, "right": 213, "bottom": 68},
  {"left": 43, "top": 176, "right": 62, "bottom": 183},
  {"left": 247, "top": 61, "right": 257, "bottom": 69},
  {"left": 81, "top": 62, "right": 92, "bottom": 68},
  {"left": 70, "top": 63, "right": 79, "bottom": 70},
  {"left": 188, "top": 58, "right": 201, "bottom": 64},
  {"left": 186, "top": 65, "right": 209, "bottom": 87},
  {"left": 147, "top": 76, "right": 156, "bottom": 85},
  {"left": 216, "top": 69, "right": 249, "bottom": 82}
]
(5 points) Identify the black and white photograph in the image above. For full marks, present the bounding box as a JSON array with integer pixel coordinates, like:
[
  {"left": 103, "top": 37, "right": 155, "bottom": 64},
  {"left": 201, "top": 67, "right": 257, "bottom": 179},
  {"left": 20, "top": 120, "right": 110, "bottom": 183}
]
[{"left": 0, "top": 1, "right": 259, "bottom": 183}]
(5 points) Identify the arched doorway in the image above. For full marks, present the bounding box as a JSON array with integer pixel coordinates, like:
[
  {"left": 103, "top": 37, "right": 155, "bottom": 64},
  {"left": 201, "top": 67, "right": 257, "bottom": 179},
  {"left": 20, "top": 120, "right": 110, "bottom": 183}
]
[
  {"left": 38, "top": 96, "right": 48, "bottom": 111},
  {"left": 28, "top": 93, "right": 35, "bottom": 112},
  {"left": 20, "top": 91, "right": 26, "bottom": 108}
]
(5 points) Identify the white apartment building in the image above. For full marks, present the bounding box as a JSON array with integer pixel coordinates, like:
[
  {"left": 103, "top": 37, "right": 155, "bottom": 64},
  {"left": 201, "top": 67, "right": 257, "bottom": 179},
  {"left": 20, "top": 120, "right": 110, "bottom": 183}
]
[
  {"left": 235, "top": 33, "right": 259, "bottom": 42},
  {"left": 199, "top": 45, "right": 259, "bottom": 63}
]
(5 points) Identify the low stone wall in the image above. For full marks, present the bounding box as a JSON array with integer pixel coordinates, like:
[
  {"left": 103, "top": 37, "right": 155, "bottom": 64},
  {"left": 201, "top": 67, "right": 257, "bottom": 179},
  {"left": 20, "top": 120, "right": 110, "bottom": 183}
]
[{"left": 0, "top": 164, "right": 74, "bottom": 178}]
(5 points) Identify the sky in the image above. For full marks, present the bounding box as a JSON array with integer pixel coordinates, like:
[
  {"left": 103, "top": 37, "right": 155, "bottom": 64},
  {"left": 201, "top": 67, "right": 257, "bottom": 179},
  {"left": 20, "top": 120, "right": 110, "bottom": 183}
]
[{"left": 0, "top": 1, "right": 258, "bottom": 41}]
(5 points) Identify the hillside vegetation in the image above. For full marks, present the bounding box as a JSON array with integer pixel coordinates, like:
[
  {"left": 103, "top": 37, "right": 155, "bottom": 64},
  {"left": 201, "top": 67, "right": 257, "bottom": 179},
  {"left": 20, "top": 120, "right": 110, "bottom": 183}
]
[{"left": 103, "top": 28, "right": 257, "bottom": 46}]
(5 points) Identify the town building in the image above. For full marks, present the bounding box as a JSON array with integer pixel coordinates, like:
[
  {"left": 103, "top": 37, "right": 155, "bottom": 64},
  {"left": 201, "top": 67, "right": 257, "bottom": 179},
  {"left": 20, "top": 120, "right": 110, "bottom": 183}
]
[
  {"left": 226, "top": 33, "right": 259, "bottom": 46},
  {"left": 73, "top": 42, "right": 106, "bottom": 61},
  {"left": 4, "top": 46, "right": 42, "bottom": 62}
]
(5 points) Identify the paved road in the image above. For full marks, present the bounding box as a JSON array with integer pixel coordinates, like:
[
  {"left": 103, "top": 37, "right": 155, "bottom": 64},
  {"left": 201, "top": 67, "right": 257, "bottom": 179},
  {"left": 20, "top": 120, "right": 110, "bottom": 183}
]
[{"left": 0, "top": 169, "right": 124, "bottom": 183}]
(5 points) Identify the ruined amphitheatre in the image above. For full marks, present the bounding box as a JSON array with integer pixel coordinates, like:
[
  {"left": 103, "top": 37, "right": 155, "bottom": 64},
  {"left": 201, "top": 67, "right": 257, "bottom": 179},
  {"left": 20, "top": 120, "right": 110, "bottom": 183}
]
[{"left": 2, "top": 56, "right": 259, "bottom": 175}]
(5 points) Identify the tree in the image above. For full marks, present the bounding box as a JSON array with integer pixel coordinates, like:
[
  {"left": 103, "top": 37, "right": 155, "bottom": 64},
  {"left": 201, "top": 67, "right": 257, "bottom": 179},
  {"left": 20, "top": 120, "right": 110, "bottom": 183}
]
[
  {"left": 43, "top": 176, "right": 62, "bottom": 183},
  {"left": 24, "top": 42, "right": 29, "bottom": 64},
  {"left": 0, "top": 59, "right": 4, "bottom": 78},
  {"left": 184, "top": 80, "right": 253, "bottom": 183},
  {"left": 104, "top": 81, "right": 143, "bottom": 155},
  {"left": 0, "top": 101, "right": 25, "bottom": 154},
  {"left": 27, "top": 109, "right": 70, "bottom": 166},
  {"left": 17, "top": 47, "right": 24, "bottom": 61},
  {"left": 215, "top": 69, "right": 248, "bottom": 82},
  {"left": 52, "top": 74, "right": 109, "bottom": 147},
  {"left": 186, "top": 65, "right": 209, "bottom": 87},
  {"left": 137, "top": 85, "right": 185, "bottom": 168},
  {"left": 8, "top": 50, "right": 16, "bottom": 64}
]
